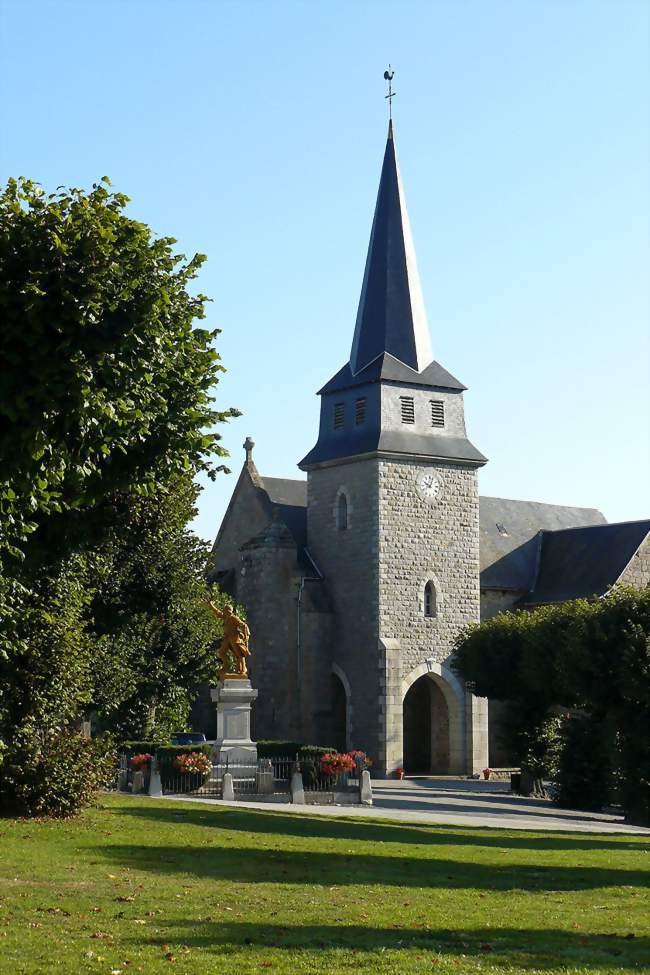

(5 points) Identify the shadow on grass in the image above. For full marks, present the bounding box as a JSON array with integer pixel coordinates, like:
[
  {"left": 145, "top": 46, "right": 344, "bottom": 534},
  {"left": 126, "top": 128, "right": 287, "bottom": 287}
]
[
  {"left": 107, "top": 801, "right": 650, "bottom": 853},
  {"left": 99, "top": 839, "right": 649, "bottom": 892},
  {"left": 127, "top": 920, "right": 649, "bottom": 970}
]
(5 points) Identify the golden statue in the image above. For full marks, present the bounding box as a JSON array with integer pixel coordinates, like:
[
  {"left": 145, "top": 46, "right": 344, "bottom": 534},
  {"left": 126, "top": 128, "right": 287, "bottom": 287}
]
[{"left": 206, "top": 599, "right": 251, "bottom": 680}]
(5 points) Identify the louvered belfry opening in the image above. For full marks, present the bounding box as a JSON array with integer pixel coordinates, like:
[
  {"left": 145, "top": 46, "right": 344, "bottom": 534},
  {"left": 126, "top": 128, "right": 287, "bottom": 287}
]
[
  {"left": 334, "top": 402, "right": 345, "bottom": 430},
  {"left": 400, "top": 396, "right": 415, "bottom": 424},
  {"left": 355, "top": 397, "right": 367, "bottom": 425},
  {"left": 430, "top": 400, "right": 445, "bottom": 428}
]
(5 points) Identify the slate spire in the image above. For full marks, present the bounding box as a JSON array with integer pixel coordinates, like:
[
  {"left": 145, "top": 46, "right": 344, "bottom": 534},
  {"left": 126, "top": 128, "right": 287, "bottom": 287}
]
[{"left": 349, "top": 121, "right": 434, "bottom": 376}]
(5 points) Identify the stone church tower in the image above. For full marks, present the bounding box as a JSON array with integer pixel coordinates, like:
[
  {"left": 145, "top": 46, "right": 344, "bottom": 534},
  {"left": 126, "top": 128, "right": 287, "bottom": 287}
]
[
  {"left": 299, "top": 121, "right": 488, "bottom": 775},
  {"left": 207, "top": 119, "right": 649, "bottom": 775}
]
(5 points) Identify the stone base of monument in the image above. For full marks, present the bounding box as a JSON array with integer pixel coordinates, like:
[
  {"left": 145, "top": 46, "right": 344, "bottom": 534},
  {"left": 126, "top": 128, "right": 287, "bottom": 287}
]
[{"left": 210, "top": 679, "right": 258, "bottom": 779}]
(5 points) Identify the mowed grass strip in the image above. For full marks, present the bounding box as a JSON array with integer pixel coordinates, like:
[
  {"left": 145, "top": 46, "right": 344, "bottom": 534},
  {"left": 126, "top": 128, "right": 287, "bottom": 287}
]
[{"left": 0, "top": 794, "right": 648, "bottom": 974}]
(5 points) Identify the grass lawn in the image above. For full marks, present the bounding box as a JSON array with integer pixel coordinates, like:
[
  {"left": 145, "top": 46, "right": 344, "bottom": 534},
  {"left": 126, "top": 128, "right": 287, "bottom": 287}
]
[{"left": 0, "top": 794, "right": 648, "bottom": 974}]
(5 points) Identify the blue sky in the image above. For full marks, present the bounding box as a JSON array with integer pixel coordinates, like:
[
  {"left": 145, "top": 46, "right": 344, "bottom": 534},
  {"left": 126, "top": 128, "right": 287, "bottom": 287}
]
[{"left": 1, "top": 0, "right": 648, "bottom": 542}]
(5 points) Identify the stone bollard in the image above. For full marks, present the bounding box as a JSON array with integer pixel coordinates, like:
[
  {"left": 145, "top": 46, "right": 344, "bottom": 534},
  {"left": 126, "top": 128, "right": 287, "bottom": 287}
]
[
  {"left": 132, "top": 770, "right": 145, "bottom": 794},
  {"left": 359, "top": 769, "right": 373, "bottom": 806},
  {"left": 222, "top": 771, "right": 235, "bottom": 802},
  {"left": 290, "top": 764, "right": 305, "bottom": 805},
  {"left": 148, "top": 756, "right": 163, "bottom": 798}
]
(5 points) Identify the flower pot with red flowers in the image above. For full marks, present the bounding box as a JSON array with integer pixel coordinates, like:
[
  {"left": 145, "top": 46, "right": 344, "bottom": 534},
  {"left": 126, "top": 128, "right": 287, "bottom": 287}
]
[
  {"left": 395, "top": 767, "right": 405, "bottom": 780},
  {"left": 173, "top": 751, "right": 213, "bottom": 793},
  {"left": 319, "top": 752, "right": 356, "bottom": 789},
  {"left": 348, "top": 750, "right": 373, "bottom": 775},
  {"left": 129, "top": 753, "right": 153, "bottom": 772},
  {"left": 483, "top": 767, "right": 492, "bottom": 780}
]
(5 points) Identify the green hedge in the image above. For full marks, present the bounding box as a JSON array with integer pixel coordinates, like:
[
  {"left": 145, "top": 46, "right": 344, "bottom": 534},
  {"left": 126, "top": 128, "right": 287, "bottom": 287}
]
[
  {"left": 122, "top": 741, "right": 164, "bottom": 756},
  {"left": 257, "top": 740, "right": 303, "bottom": 759},
  {"left": 298, "top": 745, "right": 335, "bottom": 760},
  {"left": 298, "top": 745, "right": 337, "bottom": 788},
  {"left": 256, "top": 742, "right": 338, "bottom": 764}
]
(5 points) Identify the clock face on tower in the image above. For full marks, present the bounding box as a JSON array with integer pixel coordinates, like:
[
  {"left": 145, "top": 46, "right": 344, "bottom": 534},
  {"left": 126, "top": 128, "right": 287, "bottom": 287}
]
[{"left": 416, "top": 470, "right": 443, "bottom": 504}]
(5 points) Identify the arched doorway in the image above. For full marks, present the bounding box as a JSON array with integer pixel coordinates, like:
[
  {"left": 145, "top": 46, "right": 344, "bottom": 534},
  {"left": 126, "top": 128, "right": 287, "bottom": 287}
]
[
  {"left": 331, "top": 673, "right": 347, "bottom": 753},
  {"left": 403, "top": 674, "right": 451, "bottom": 774}
]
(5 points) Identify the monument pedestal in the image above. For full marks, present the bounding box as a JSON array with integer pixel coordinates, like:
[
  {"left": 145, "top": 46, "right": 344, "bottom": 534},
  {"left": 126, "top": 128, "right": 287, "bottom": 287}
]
[{"left": 210, "top": 679, "right": 258, "bottom": 771}]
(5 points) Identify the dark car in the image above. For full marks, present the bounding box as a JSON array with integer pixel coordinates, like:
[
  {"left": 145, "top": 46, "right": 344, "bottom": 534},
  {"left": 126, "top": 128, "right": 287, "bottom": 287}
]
[{"left": 171, "top": 732, "right": 207, "bottom": 745}]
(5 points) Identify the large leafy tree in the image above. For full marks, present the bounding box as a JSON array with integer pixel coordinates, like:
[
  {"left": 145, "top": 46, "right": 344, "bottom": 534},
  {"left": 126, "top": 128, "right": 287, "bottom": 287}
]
[
  {"left": 0, "top": 178, "right": 238, "bottom": 812},
  {"left": 89, "top": 475, "right": 227, "bottom": 740},
  {"left": 0, "top": 176, "right": 236, "bottom": 564}
]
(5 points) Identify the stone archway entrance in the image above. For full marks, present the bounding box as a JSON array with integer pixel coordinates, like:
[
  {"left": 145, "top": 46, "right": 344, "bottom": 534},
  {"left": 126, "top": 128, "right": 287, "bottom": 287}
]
[
  {"left": 403, "top": 675, "right": 450, "bottom": 773},
  {"left": 401, "top": 661, "right": 467, "bottom": 775}
]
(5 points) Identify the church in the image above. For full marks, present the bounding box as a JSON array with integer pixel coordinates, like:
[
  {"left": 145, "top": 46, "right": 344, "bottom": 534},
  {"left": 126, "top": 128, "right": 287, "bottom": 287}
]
[{"left": 205, "top": 120, "right": 650, "bottom": 777}]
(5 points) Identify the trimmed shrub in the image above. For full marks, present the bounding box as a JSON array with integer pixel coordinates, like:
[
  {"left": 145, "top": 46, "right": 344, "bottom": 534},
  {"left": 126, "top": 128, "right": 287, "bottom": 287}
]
[
  {"left": 122, "top": 741, "right": 165, "bottom": 755},
  {"left": 257, "top": 740, "right": 303, "bottom": 759},
  {"left": 0, "top": 731, "right": 117, "bottom": 818},
  {"left": 256, "top": 743, "right": 339, "bottom": 783},
  {"left": 156, "top": 743, "right": 212, "bottom": 763},
  {"left": 298, "top": 745, "right": 336, "bottom": 788},
  {"left": 298, "top": 745, "right": 336, "bottom": 761}
]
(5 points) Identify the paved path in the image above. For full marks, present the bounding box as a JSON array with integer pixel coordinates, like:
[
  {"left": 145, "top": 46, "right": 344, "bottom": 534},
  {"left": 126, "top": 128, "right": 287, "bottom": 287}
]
[{"left": 158, "top": 777, "right": 650, "bottom": 835}]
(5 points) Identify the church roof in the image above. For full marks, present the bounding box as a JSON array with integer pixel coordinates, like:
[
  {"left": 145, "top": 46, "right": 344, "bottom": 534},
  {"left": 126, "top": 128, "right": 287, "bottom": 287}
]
[
  {"left": 479, "top": 497, "right": 607, "bottom": 591},
  {"left": 318, "top": 353, "right": 466, "bottom": 396},
  {"left": 262, "top": 476, "right": 307, "bottom": 508},
  {"left": 521, "top": 520, "right": 650, "bottom": 606},
  {"left": 349, "top": 121, "right": 434, "bottom": 376},
  {"left": 259, "top": 476, "right": 307, "bottom": 549},
  {"left": 299, "top": 430, "right": 487, "bottom": 469}
]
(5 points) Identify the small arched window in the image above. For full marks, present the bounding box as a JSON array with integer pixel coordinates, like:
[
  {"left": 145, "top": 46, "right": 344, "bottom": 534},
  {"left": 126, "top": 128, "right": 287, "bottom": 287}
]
[
  {"left": 337, "top": 493, "right": 348, "bottom": 531},
  {"left": 424, "top": 581, "right": 437, "bottom": 618}
]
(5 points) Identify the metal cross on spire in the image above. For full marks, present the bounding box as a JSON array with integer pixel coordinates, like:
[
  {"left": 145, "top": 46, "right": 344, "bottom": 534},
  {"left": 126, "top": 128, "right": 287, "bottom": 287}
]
[{"left": 384, "top": 65, "right": 396, "bottom": 121}]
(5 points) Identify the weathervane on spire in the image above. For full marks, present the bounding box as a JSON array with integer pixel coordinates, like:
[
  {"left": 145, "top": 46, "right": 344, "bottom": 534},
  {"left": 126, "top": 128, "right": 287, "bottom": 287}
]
[{"left": 384, "top": 65, "right": 396, "bottom": 120}]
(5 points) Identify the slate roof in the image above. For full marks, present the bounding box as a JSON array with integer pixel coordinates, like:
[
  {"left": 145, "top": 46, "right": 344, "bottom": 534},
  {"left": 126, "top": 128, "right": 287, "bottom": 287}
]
[
  {"left": 258, "top": 476, "right": 307, "bottom": 550},
  {"left": 522, "top": 520, "right": 650, "bottom": 605},
  {"left": 299, "top": 429, "right": 487, "bottom": 469},
  {"left": 319, "top": 353, "right": 466, "bottom": 396},
  {"left": 350, "top": 121, "right": 433, "bottom": 376},
  {"left": 479, "top": 497, "right": 606, "bottom": 591}
]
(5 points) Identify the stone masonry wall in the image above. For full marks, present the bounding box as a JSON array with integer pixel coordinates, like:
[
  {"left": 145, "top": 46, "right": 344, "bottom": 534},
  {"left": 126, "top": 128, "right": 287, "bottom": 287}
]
[
  {"left": 209, "top": 466, "right": 269, "bottom": 579},
  {"left": 238, "top": 541, "right": 301, "bottom": 742},
  {"left": 377, "top": 459, "right": 481, "bottom": 673},
  {"left": 377, "top": 458, "right": 483, "bottom": 772},
  {"left": 618, "top": 532, "right": 650, "bottom": 589},
  {"left": 480, "top": 588, "right": 522, "bottom": 621},
  {"left": 306, "top": 459, "right": 381, "bottom": 759}
]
